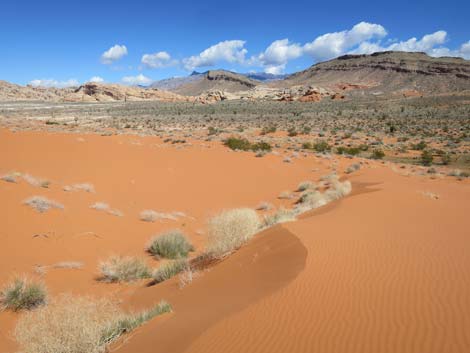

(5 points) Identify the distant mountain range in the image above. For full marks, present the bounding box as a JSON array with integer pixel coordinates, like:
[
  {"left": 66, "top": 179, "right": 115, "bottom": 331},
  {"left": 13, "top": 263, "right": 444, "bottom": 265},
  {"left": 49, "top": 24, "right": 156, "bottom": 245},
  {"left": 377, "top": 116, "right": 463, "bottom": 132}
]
[{"left": 1, "top": 51, "right": 469, "bottom": 102}]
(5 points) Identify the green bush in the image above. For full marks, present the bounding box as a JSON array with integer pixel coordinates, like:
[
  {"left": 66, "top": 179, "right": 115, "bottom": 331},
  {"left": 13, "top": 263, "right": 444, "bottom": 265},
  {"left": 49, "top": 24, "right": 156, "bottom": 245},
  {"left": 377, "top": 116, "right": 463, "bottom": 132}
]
[
  {"left": 224, "top": 137, "right": 271, "bottom": 152},
  {"left": 147, "top": 230, "right": 193, "bottom": 259},
  {"left": 1, "top": 277, "right": 47, "bottom": 311},
  {"left": 336, "top": 146, "right": 361, "bottom": 155},
  {"left": 99, "top": 256, "right": 151, "bottom": 282},
  {"left": 312, "top": 140, "right": 331, "bottom": 152},
  {"left": 153, "top": 259, "right": 189, "bottom": 283},
  {"left": 421, "top": 150, "right": 434, "bottom": 166},
  {"left": 371, "top": 149, "right": 385, "bottom": 159}
]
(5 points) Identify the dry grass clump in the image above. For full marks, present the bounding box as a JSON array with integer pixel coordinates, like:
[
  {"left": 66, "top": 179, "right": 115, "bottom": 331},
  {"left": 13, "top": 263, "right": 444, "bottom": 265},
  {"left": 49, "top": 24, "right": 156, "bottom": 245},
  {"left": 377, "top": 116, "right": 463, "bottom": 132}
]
[
  {"left": 262, "top": 208, "right": 297, "bottom": 228},
  {"left": 90, "top": 202, "right": 123, "bottom": 217},
  {"left": 139, "top": 210, "right": 185, "bottom": 222},
  {"left": 153, "top": 259, "right": 189, "bottom": 283},
  {"left": 23, "top": 196, "right": 64, "bottom": 213},
  {"left": 206, "top": 208, "right": 260, "bottom": 258},
  {"left": 101, "top": 300, "right": 172, "bottom": 344},
  {"left": 99, "top": 256, "right": 151, "bottom": 282},
  {"left": 345, "top": 163, "right": 361, "bottom": 174},
  {"left": 147, "top": 230, "right": 193, "bottom": 259},
  {"left": 53, "top": 261, "right": 84, "bottom": 270},
  {"left": 22, "top": 174, "right": 50, "bottom": 188},
  {"left": 297, "top": 190, "right": 327, "bottom": 208},
  {"left": 297, "top": 181, "right": 316, "bottom": 192},
  {"left": 15, "top": 294, "right": 171, "bottom": 353},
  {"left": 1, "top": 277, "right": 47, "bottom": 311},
  {"left": 1, "top": 172, "right": 20, "bottom": 183},
  {"left": 63, "top": 183, "right": 95, "bottom": 193}
]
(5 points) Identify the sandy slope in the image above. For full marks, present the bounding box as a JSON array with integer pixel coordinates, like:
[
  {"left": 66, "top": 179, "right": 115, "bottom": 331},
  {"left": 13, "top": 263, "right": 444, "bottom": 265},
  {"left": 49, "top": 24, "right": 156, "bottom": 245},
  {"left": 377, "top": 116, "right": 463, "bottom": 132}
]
[
  {"left": 174, "top": 169, "right": 470, "bottom": 353},
  {"left": 2, "top": 128, "right": 470, "bottom": 353},
  {"left": 0, "top": 128, "right": 322, "bottom": 352}
]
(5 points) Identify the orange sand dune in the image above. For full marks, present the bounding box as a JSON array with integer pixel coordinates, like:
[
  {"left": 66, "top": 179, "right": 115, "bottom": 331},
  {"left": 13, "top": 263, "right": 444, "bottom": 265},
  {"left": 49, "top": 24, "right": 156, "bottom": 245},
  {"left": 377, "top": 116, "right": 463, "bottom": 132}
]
[
  {"left": 2, "top": 127, "right": 470, "bottom": 353},
  {"left": 0, "top": 128, "right": 324, "bottom": 351}
]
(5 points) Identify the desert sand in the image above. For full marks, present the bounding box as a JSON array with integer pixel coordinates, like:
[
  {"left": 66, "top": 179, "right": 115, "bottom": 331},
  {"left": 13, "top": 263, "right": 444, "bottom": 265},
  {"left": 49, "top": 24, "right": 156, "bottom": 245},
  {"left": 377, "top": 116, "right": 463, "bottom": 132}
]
[{"left": 1, "top": 127, "right": 470, "bottom": 353}]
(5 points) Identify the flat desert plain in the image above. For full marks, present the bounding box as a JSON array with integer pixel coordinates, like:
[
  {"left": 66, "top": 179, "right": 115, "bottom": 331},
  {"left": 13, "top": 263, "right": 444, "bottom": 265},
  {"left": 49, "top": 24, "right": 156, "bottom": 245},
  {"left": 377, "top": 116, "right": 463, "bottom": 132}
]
[{"left": 1, "top": 126, "right": 470, "bottom": 353}]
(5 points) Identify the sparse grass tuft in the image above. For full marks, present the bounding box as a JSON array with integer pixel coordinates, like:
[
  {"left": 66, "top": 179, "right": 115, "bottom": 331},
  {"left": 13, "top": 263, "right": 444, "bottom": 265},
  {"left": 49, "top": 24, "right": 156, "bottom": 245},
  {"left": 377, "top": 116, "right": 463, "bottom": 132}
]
[
  {"left": 24, "top": 196, "right": 64, "bottom": 213},
  {"left": 153, "top": 259, "right": 189, "bottom": 283},
  {"left": 206, "top": 208, "right": 260, "bottom": 258},
  {"left": 1, "top": 277, "right": 47, "bottom": 311},
  {"left": 101, "top": 300, "right": 172, "bottom": 344},
  {"left": 147, "top": 230, "right": 193, "bottom": 259},
  {"left": 99, "top": 256, "right": 151, "bottom": 282}
]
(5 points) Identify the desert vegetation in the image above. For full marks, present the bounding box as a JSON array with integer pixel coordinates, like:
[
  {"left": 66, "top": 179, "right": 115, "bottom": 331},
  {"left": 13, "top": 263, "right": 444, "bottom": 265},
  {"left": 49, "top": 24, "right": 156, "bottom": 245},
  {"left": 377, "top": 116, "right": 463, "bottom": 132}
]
[
  {"left": 15, "top": 294, "right": 171, "bottom": 353},
  {"left": 147, "top": 230, "right": 194, "bottom": 259},
  {"left": 23, "top": 196, "right": 64, "bottom": 213},
  {"left": 205, "top": 208, "right": 261, "bottom": 258},
  {"left": 1, "top": 277, "right": 47, "bottom": 311},
  {"left": 99, "top": 256, "right": 151, "bottom": 282}
]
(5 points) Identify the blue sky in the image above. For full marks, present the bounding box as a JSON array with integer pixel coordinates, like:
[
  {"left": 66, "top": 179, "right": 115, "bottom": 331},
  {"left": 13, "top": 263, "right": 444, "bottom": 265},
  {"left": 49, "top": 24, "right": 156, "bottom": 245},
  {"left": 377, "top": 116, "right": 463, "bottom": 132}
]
[{"left": 1, "top": 0, "right": 469, "bottom": 86}]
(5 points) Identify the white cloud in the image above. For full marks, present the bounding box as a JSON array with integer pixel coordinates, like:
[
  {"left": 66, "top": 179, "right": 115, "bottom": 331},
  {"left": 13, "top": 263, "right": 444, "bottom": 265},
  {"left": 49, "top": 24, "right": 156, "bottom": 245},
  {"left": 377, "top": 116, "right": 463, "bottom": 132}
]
[
  {"left": 303, "top": 21, "right": 387, "bottom": 61},
  {"left": 183, "top": 40, "right": 247, "bottom": 70},
  {"left": 387, "top": 30, "right": 447, "bottom": 52},
  {"left": 121, "top": 74, "right": 152, "bottom": 85},
  {"left": 141, "top": 51, "right": 177, "bottom": 69},
  {"left": 89, "top": 76, "right": 104, "bottom": 83},
  {"left": 29, "top": 78, "right": 79, "bottom": 88},
  {"left": 101, "top": 44, "right": 128, "bottom": 64},
  {"left": 251, "top": 39, "right": 303, "bottom": 74}
]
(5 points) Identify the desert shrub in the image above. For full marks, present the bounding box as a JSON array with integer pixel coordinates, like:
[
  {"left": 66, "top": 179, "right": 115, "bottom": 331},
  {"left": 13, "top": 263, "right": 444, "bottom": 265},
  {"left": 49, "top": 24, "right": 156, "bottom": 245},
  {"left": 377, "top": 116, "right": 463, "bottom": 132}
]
[
  {"left": 153, "top": 259, "right": 189, "bottom": 283},
  {"left": 90, "top": 202, "right": 123, "bottom": 217},
  {"left": 63, "top": 183, "right": 95, "bottom": 193},
  {"left": 345, "top": 163, "right": 361, "bottom": 174},
  {"left": 1, "top": 278, "right": 47, "bottom": 311},
  {"left": 15, "top": 294, "right": 171, "bottom": 353},
  {"left": 24, "top": 196, "right": 64, "bottom": 213},
  {"left": 1, "top": 172, "right": 19, "bottom": 183},
  {"left": 206, "top": 208, "right": 260, "bottom": 258},
  {"left": 147, "top": 230, "right": 193, "bottom": 259},
  {"left": 336, "top": 146, "right": 361, "bottom": 155},
  {"left": 224, "top": 137, "right": 252, "bottom": 151},
  {"left": 441, "top": 153, "right": 451, "bottom": 165},
  {"left": 297, "top": 181, "right": 315, "bottom": 192},
  {"left": 371, "top": 149, "right": 385, "bottom": 159},
  {"left": 140, "top": 209, "right": 159, "bottom": 222},
  {"left": 260, "top": 125, "right": 276, "bottom": 135},
  {"left": 262, "top": 208, "right": 297, "bottom": 227},
  {"left": 99, "top": 256, "right": 151, "bottom": 282},
  {"left": 324, "top": 180, "right": 352, "bottom": 202},
  {"left": 421, "top": 150, "right": 434, "bottom": 166},
  {"left": 297, "top": 190, "right": 326, "bottom": 208},
  {"left": 287, "top": 127, "right": 298, "bottom": 137},
  {"left": 251, "top": 141, "right": 272, "bottom": 151},
  {"left": 22, "top": 174, "right": 50, "bottom": 188},
  {"left": 223, "top": 137, "right": 271, "bottom": 152},
  {"left": 411, "top": 141, "right": 427, "bottom": 150},
  {"left": 313, "top": 140, "right": 331, "bottom": 152},
  {"left": 301, "top": 142, "right": 313, "bottom": 150}
]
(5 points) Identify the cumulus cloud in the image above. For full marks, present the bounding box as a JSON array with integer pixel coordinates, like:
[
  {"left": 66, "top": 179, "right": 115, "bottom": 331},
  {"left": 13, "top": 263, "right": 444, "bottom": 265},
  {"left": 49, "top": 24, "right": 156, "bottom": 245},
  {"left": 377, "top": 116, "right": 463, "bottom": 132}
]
[
  {"left": 89, "top": 76, "right": 104, "bottom": 83},
  {"left": 29, "top": 79, "right": 79, "bottom": 88},
  {"left": 251, "top": 39, "right": 303, "bottom": 74},
  {"left": 121, "top": 74, "right": 152, "bottom": 85},
  {"left": 141, "top": 51, "right": 177, "bottom": 69},
  {"left": 348, "top": 30, "right": 470, "bottom": 59},
  {"left": 183, "top": 40, "right": 247, "bottom": 70},
  {"left": 303, "top": 22, "right": 387, "bottom": 61},
  {"left": 101, "top": 44, "right": 128, "bottom": 64}
]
